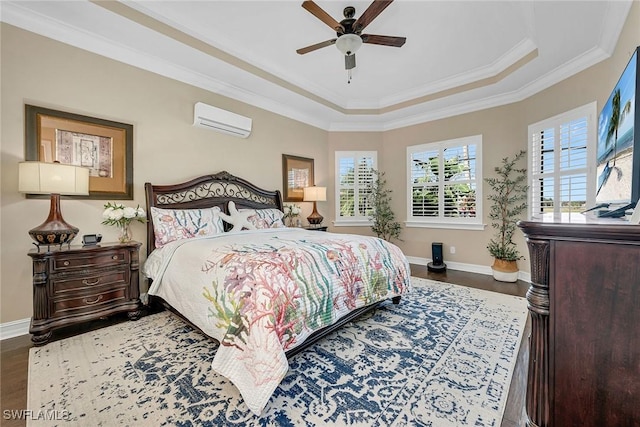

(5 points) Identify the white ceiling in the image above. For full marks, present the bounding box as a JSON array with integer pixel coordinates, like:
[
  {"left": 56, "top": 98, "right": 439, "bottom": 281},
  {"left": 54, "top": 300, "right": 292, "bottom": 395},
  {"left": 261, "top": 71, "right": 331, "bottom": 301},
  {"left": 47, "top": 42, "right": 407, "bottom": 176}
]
[{"left": 1, "top": 0, "right": 633, "bottom": 131}]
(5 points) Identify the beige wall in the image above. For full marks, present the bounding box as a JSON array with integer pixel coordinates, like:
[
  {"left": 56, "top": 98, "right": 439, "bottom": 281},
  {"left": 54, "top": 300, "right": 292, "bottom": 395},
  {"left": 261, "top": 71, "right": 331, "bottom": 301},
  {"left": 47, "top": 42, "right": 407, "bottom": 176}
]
[
  {"left": 0, "top": 24, "right": 328, "bottom": 323},
  {"left": 1, "top": 2, "right": 639, "bottom": 324}
]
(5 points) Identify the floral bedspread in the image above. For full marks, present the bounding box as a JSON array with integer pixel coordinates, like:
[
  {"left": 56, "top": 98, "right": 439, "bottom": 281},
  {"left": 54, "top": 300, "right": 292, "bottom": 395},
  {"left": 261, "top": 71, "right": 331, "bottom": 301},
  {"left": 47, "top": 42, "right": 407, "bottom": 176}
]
[{"left": 142, "top": 228, "right": 410, "bottom": 415}]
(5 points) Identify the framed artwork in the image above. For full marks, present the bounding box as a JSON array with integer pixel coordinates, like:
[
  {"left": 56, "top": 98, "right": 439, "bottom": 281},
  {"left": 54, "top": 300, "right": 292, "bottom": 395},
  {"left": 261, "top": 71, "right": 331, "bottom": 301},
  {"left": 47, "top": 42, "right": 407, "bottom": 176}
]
[
  {"left": 25, "top": 105, "right": 133, "bottom": 199},
  {"left": 282, "top": 154, "right": 314, "bottom": 202}
]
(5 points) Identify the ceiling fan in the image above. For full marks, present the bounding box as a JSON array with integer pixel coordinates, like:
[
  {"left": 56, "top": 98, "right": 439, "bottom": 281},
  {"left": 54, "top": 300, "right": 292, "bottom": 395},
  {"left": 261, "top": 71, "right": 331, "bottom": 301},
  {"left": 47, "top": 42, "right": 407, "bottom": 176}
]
[{"left": 297, "top": 0, "right": 406, "bottom": 82}]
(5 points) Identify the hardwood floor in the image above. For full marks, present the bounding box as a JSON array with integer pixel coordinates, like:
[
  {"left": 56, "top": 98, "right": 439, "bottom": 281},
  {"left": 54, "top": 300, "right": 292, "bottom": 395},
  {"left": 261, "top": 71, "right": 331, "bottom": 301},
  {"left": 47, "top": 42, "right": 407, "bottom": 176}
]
[{"left": 0, "top": 266, "right": 529, "bottom": 426}]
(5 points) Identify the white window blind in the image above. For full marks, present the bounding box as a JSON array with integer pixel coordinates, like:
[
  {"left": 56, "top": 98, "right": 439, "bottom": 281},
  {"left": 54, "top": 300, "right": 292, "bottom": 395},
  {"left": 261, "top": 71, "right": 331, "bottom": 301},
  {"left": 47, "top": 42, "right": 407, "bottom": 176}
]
[
  {"left": 529, "top": 103, "right": 596, "bottom": 219},
  {"left": 407, "top": 135, "right": 483, "bottom": 229},
  {"left": 335, "top": 151, "right": 377, "bottom": 225}
]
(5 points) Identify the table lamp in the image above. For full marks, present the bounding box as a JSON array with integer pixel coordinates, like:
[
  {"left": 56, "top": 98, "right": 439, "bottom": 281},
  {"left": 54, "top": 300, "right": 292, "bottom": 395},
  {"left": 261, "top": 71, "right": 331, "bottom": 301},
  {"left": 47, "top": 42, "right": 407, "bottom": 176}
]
[
  {"left": 303, "top": 186, "right": 326, "bottom": 226},
  {"left": 19, "top": 161, "right": 90, "bottom": 251}
]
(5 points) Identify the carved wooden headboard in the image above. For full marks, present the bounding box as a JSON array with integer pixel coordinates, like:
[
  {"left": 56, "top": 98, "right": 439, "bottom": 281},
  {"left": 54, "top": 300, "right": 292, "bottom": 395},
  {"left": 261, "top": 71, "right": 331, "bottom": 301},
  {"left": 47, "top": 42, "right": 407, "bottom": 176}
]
[{"left": 144, "top": 171, "right": 283, "bottom": 254}]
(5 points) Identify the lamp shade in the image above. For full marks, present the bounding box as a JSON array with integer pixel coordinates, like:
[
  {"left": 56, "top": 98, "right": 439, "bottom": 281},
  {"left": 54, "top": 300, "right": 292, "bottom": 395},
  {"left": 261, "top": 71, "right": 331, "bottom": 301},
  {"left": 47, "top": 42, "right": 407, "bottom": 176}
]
[
  {"left": 19, "top": 162, "right": 89, "bottom": 195},
  {"left": 335, "top": 34, "right": 362, "bottom": 56},
  {"left": 19, "top": 162, "right": 89, "bottom": 249},
  {"left": 303, "top": 186, "right": 327, "bottom": 202}
]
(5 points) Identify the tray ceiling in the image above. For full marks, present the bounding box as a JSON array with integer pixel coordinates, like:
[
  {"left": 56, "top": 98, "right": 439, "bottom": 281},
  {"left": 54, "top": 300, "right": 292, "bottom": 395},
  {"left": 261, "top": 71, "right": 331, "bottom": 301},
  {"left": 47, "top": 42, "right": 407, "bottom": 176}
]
[{"left": 1, "top": 1, "right": 633, "bottom": 131}]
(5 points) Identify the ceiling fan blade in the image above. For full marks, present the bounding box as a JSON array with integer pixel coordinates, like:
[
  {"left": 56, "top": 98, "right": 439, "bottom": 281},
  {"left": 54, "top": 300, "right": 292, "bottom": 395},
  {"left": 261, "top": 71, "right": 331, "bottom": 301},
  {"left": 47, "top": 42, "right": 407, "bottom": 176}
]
[
  {"left": 302, "top": 1, "right": 345, "bottom": 33},
  {"left": 296, "top": 39, "right": 337, "bottom": 55},
  {"left": 353, "top": 0, "right": 394, "bottom": 33},
  {"left": 345, "top": 54, "right": 356, "bottom": 70},
  {"left": 361, "top": 34, "right": 406, "bottom": 47}
]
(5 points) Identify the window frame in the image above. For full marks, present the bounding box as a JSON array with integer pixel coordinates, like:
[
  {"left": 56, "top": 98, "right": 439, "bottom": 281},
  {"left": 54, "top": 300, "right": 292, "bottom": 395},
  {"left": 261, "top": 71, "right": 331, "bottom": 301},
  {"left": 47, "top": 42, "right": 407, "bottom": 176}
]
[
  {"left": 406, "top": 135, "right": 484, "bottom": 230},
  {"left": 334, "top": 150, "right": 378, "bottom": 227},
  {"left": 528, "top": 102, "right": 597, "bottom": 221}
]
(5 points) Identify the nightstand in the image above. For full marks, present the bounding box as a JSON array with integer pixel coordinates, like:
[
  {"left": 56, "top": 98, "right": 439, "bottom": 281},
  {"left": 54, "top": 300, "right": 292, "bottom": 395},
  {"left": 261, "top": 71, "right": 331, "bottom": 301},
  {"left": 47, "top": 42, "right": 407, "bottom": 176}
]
[
  {"left": 303, "top": 226, "right": 328, "bottom": 232},
  {"left": 27, "top": 241, "right": 142, "bottom": 345}
]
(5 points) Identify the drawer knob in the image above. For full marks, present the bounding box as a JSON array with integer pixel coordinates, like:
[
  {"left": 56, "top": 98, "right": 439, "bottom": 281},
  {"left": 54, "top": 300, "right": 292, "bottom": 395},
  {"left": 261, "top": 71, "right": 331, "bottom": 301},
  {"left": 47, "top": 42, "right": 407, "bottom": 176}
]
[
  {"left": 82, "top": 278, "right": 101, "bottom": 286},
  {"left": 112, "top": 255, "right": 119, "bottom": 260},
  {"left": 82, "top": 295, "right": 103, "bottom": 305},
  {"left": 63, "top": 261, "right": 70, "bottom": 266}
]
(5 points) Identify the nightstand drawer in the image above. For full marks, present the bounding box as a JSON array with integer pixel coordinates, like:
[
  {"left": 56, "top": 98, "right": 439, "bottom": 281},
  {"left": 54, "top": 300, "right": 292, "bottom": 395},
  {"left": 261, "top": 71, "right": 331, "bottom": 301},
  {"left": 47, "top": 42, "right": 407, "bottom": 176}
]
[
  {"left": 52, "top": 287, "right": 127, "bottom": 317},
  {"left": 52, "top": 250, "right": 129, "bottom": 272},
  {"left": 52, "top": 270, "right": 129, "bottom": 295}
]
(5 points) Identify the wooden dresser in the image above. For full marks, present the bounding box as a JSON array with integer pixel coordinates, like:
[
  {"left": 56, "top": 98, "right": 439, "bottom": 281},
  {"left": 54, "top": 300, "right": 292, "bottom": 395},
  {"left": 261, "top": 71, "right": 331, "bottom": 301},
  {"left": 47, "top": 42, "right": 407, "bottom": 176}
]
[
  {"left": 518, "top": 219, "right": 640, "bottom": 427},
  {"left": 28, "top": 241, "right": 142, "bottom": 345}
]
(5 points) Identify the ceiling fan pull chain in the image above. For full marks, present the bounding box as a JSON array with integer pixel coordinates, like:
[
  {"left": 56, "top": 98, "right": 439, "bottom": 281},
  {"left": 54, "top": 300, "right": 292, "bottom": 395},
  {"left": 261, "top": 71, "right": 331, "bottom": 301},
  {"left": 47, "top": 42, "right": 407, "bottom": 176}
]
[{"left": 348, "top": 68, "right": 352, "bottom": 84}]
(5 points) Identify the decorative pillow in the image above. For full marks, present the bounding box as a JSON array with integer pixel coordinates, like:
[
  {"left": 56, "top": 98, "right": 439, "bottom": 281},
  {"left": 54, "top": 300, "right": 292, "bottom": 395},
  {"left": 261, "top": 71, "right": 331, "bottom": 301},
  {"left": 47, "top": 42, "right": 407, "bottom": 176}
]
[
  {"left": 242, "top": 208, "right": 286, "bottom": 229},
  {"left": 151, "top": 206, "right": 225, "bottom": 248},
  {"left": 219, "top": 201, "right": 256, "bottom": 232}
]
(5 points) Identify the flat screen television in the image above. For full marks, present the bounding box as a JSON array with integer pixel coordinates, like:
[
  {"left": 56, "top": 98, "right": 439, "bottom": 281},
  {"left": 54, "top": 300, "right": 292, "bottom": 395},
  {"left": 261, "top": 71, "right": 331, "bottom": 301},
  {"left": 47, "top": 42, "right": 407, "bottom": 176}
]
[{"left": 595, "top": 46, "right": 640, "bottom": 216}]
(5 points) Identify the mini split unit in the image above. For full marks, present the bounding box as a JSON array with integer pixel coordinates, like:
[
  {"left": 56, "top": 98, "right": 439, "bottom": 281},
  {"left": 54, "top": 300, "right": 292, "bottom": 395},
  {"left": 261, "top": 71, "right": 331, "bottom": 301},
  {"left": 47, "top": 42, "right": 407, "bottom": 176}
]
[{"left": 193, "top": 102, "right": 252, "bottom": 138}]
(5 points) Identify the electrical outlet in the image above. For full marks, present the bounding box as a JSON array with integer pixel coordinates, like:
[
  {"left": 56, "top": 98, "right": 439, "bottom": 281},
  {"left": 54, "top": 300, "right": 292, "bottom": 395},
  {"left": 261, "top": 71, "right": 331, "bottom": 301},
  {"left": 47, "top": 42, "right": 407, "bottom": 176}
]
[{"left": 450, "top": 246, "right": 456, "bottom": 254}]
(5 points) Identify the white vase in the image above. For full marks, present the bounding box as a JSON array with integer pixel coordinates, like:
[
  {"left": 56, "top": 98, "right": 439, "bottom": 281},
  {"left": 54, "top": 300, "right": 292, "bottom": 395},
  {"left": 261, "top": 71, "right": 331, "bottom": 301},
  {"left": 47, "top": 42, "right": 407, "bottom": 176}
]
[{"left": 491, "top": 258, "right": 519, "bottom": 282}]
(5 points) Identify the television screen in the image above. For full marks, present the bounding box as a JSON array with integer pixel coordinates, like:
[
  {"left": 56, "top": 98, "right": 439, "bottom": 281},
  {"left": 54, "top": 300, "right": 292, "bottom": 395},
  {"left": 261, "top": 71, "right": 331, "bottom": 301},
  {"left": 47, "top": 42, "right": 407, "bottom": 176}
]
[{"left": 596, "top": 48, "right": 638, "bottom": 206}]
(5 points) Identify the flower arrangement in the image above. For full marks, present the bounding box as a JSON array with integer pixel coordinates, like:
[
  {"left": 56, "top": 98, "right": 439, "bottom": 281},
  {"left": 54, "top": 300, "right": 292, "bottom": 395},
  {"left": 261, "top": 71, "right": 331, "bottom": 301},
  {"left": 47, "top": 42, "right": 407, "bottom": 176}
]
[
  {"left": 102, "top": 202, "right": 146, "bottom": 242},
  {"left": 283, "top": 203, "right": 301, "bottom": 227}
]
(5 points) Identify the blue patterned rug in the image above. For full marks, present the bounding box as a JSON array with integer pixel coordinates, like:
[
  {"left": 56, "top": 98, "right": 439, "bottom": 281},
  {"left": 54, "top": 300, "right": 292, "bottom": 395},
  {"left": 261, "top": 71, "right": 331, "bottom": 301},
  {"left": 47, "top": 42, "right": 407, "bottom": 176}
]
[{"left": 27, "top": 278, "right": 527, "bottom": 426}]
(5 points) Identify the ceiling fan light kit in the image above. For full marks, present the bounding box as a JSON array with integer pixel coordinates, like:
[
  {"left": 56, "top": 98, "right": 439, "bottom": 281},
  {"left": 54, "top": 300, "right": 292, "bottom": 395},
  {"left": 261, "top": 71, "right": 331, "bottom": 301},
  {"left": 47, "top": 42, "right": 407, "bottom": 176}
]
[
  {"left": 298, "top": 0, "right": 406, "bottom": 83},
  {"left": 336, "top": 33, "right": 362, "bottom": 82},
  {"left": 335, "top": 33, "right": 362, "bottom": 56}
]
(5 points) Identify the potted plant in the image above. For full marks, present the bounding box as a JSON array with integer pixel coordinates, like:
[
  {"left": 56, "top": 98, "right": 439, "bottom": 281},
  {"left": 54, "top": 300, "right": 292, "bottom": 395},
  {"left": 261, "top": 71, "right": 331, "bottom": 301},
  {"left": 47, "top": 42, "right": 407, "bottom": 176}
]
[
  {"left": 368, "top": 169, "right": 402, "bottom": 242},
  {"left": 485, "top": 150, "right": 528, "bottom": 282}
]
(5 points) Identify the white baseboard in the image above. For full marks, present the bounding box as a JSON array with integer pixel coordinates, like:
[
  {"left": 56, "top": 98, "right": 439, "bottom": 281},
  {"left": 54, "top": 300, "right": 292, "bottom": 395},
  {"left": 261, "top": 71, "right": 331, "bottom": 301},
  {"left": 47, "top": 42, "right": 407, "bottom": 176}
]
[
  {"left": 0, "top": 317, "right": 31, "bottom": 340},
  {"left": 406, "top": 256, "right": 531, "bottom": 283}
]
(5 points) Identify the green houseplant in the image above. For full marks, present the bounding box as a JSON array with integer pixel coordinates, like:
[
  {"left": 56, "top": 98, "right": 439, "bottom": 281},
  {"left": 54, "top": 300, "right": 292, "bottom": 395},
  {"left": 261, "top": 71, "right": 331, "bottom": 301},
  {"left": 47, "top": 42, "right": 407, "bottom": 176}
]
[
  {"left": 368, "top": 169, "right": 402, "bottom": 242},
  {"left": 485, "top": 150, "right": 528, "bottom": 282}
]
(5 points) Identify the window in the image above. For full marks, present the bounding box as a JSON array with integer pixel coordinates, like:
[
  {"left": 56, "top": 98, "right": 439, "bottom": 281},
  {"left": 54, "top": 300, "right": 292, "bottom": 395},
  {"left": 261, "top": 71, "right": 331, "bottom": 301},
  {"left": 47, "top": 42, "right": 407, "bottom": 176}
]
[
  {"left": 406, "top": 135, "right": 483, "bottom": 230},
  {"left": 335, "top": 151, "right": 377, "bottom": 226},
  {"left": 529, "top": 103, "right": 596, "bottom": 220}
]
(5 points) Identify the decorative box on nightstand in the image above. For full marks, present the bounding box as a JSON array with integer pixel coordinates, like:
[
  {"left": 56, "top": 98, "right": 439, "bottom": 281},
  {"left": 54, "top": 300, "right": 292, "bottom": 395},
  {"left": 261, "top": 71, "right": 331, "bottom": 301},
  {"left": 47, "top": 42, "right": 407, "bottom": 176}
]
[
  {"left": 27, "top": 241, "right": 142, "bottom": 345},
  {"left": 303, "top": 226, "right": 328, "bottom": 232}
]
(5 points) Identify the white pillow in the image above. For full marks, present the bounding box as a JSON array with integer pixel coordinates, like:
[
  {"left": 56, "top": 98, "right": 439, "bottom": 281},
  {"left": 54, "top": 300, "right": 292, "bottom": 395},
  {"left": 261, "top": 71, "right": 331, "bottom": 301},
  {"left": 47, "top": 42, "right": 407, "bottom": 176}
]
[
  {"left": 151, "top": 206, "right": 225, "bottom": 248},
  {"left": 242, "top": 208, "right": 286, "bottom": 229}
]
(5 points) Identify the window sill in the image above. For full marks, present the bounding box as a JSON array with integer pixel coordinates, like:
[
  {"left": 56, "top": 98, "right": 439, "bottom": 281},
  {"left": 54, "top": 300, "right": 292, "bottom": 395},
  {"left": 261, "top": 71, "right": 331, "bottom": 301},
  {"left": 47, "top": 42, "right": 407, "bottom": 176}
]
[
  {"left": 332, "top": 219, "right": 372, "bottom": 227},
  {"left": 404, "top": 221, "right": 486, "bottom": 231}
]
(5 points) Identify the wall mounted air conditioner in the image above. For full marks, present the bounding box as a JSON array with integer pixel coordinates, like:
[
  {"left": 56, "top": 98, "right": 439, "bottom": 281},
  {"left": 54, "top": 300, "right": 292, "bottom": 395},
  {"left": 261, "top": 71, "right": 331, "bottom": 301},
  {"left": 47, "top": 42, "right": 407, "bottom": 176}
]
[{"left": 193, "top": 102, "right": 252, "bottom": 138}]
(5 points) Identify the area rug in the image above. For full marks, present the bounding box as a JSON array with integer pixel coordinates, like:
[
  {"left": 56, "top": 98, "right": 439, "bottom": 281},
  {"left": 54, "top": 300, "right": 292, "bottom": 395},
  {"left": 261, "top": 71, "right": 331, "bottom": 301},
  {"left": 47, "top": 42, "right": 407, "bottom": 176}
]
[{"left": 27, "top": 277, "right": 528, "bottom": 427}]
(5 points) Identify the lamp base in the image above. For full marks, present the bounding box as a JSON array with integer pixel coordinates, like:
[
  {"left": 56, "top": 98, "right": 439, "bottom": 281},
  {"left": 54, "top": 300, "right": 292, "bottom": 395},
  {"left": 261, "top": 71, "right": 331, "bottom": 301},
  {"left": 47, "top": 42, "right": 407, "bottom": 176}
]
[
  {"left": 29, "top": 194, "right": 79, "bottom": 252},
  {"left": 307, "top": 201, "right": 324, "bottom": 226},
  {"left": 29, "top": 223, "right": 79, "bottom": 251},
  {"left": 307, "top": 214, "right": 324, "bottom": 226}
]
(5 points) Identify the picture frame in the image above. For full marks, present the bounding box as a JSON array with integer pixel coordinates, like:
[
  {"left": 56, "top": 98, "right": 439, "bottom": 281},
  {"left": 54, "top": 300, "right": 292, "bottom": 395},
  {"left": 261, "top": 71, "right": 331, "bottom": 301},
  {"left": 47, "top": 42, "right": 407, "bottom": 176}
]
[
  {"left": 25, "top": 104, "right": 134, "bottom": 200},
  {"left": 282, "top": 154, "right": 314, "bottom": 202}
]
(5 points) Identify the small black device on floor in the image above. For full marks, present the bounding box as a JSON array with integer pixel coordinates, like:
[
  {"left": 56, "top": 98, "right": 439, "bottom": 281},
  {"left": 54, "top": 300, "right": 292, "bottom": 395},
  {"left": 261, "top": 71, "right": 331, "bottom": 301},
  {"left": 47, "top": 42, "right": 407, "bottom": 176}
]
[{"left": 427, "top": 242, "right": 447, "bottom": 272}]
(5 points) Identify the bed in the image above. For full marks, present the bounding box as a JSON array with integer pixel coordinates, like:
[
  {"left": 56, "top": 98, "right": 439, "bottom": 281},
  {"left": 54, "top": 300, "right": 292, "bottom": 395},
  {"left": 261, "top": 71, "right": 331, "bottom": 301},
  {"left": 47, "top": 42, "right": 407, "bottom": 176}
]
[{"left": 141, "top": 171, "right": 411, "bottom": 415}]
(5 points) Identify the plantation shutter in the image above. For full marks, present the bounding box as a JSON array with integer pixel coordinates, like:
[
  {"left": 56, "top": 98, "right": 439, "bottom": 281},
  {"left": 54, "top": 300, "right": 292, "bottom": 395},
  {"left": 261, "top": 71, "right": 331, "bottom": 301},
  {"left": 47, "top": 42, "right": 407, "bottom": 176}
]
[
  {"left": 529, "top": 103, "right": 595, "bottom": 219},
  {"left": 443, "top": 144, "right": 477, "bottom": 218},
  {"left": 407, "top": 135, "right": 482, "bottom": 228},
  {"left": 335, "top": 151, "right": 377, "bottom": 223},
  {"left": 410, "top": 147, "right": 439, "bottom": 217}
]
